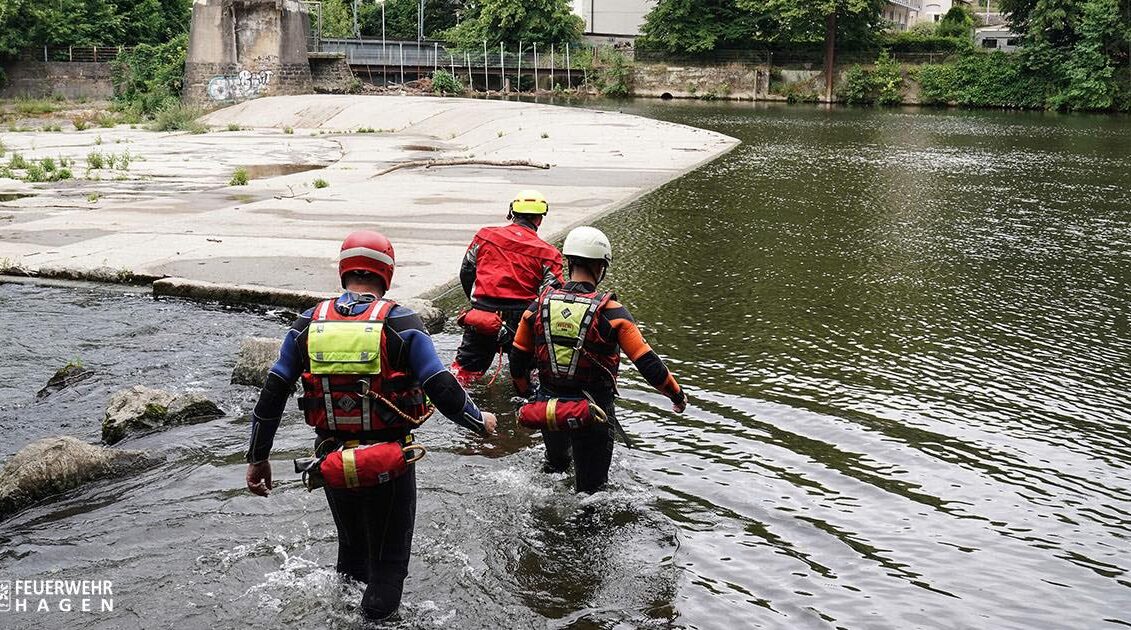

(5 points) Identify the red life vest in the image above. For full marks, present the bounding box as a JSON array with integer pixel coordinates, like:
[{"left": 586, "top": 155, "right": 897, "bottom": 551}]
[
  {"left": 469, "top": 225, "right": 561, "bottom": 303},
  {"left": 531, "top": 287, "right": 620, "bottom": 390},
  {"left": 299, "top": 299, "right": 429, "bottom": 434}
]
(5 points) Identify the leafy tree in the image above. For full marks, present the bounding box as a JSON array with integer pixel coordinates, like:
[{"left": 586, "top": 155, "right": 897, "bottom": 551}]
[
  {"left": 936, "top": 5, "right": 976, "bottom": 38},
  {"left": 735, "top": 0, "right": 886, "bottom": 44},
  {"left": 638, "top": 0, "right": 758, "bottom": 52},
  {"left": 358, "top": 0, "right": 464, "bottom": 40},
  {"left": 441, "top": 0, "right": 584, "bottom": 48},
  {"left": 1052, "top": 0, "right": 1122, "bottom": 109}
]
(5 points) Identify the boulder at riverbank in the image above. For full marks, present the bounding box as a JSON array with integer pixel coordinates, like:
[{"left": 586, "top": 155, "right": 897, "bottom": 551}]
[
  {"left": 102, "top": 386, "right": 223, "bottom": 444},
  {"left": 231, "top": 337, "right": 280, "bottom": 388},
  {"left": 0, "top": 436, "right": 147, "bottom": 519}
]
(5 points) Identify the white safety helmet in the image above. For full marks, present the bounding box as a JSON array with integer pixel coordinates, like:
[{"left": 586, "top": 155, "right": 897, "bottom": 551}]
[{"left": 562, "top": 226, "right": 612, "bottom": 264}]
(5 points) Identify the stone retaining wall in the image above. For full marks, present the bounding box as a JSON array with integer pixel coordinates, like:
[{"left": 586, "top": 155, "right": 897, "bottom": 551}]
[{"left": 0, "top": 61, "right": 114, "bottom": 100}]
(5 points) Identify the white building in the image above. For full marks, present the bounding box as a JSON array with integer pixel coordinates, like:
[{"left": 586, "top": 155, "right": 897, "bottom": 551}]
[
  {"left": 974, "top": 26, "right": 1021, "bottom": 52},
  {"left": 572, "top": 0, "right": 655, "bottom": 39},
  {"left": 883, "top": 0, "right": 922, "bottom": 31}
]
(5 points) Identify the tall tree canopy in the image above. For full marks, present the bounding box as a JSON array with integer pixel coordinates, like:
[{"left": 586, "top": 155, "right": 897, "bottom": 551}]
[
  {"left": 0, "top": 0, "right": 190, "bottom": 55},
  {"left": 639, "top": 0, "right": 886, "bottom": 52},
  {"left": 441, "top": 0, "right": 584, "bottom": 48}
]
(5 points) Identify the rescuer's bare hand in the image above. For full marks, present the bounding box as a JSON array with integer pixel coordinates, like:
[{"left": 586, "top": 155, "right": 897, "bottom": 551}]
[
  {"left": 246, "top": 461, "right": 273, "bottom": 496},
  {"left": 481, "top": 411, "right": 498, "bottom": 435}
]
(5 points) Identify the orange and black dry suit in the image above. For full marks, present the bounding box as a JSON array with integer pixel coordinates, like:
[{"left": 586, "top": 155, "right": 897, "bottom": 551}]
[
  {"left": 454, "top": 217, "right": 563, "bottom": 381},
  {"left": 246, "top": 292, "right": 487, "bottom": 620},
  {"left": 510, "top": 281, "right": 684, "bottom": 492}
]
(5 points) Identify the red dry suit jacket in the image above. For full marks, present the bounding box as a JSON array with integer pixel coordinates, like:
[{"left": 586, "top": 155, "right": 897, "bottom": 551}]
[{"left": 460, "top": 220, "right": 563, "bottom": 311}]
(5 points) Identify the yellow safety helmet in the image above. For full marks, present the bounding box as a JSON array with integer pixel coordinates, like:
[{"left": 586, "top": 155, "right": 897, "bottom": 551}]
[{"left": 509, "top": 190, "right": 549, "bottom": 215}]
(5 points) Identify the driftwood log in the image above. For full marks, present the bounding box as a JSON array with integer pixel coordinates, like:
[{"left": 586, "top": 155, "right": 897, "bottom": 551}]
[{"left": 371, "top": 158, "right": 551, "bottom": 179}]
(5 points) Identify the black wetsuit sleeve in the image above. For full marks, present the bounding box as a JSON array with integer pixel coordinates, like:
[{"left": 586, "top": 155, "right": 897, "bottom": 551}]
[
  {"left": 246, "top": 311, "right": 311, "bottom": 463},
  {"left": 460, "top": 242, "right": 479, "bottom": 299}
]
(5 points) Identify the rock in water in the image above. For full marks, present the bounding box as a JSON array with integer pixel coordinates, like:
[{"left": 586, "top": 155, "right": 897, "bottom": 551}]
[
  {"left": 0, "top": 436, "right": 146, "bottom": 519},
  {"left": 102, "top": 386, "right": 224, "bottom": 445},
  {"left": 37, "top": 363, "right": 95, "bottom": 399},
  {"left": 231, "top": 337, "right": 281, "bottom": 388},
  {"left": 400, "top": 298, "right": 445, "bottom": 334}
]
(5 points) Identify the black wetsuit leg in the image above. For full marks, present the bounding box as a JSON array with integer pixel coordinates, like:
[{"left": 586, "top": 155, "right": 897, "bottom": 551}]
[
  {"left": 570, "top": 410, "right": 616, "bottom": 493},
  {"left": 454, "top": 326, "right": 498, "bottom": 374},
  {"left": 324, "top": 466, "right": 417, "bottom": 620},
  {"left": 541, "top": 429, "right": 572, "bottom": 473}
]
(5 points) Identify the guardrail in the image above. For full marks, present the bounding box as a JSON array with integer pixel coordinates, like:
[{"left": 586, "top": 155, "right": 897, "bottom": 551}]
[
  {"left": 320, "top": 38, "right": 588, "bottom": 70},
  {"left": 20, "top": 46, "right": 130, "bottom": 63}
]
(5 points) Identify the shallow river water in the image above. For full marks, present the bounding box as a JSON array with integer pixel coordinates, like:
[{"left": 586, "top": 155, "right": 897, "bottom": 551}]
[{"left": 1, "top": 102, "right": 1129, "bottom": 629}]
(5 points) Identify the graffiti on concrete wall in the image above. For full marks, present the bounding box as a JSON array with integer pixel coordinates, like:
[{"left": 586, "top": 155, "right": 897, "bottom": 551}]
[{"left": 206, "top": 69, "right": 273, "bottom": 101}]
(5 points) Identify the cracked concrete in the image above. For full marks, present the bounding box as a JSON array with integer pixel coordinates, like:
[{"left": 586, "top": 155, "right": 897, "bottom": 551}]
[{"left": 0, "top": 95, "right": 738, "bottom": 303}]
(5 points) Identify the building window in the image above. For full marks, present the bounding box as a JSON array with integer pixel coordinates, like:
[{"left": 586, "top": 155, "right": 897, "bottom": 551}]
[
  {"left": 982, "top": 38, "right": 998, "bottom": 49},
  {"left": 934, "top": 14, "right": 940, "bottom": 21},
  {"left": 1006, "top": 38, "right": 1019, "bottom": 46}
]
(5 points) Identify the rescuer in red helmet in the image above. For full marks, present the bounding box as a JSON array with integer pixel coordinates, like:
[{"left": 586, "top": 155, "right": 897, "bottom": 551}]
[
  {"left": 451, "top": 190, "right": 563, "bottom": 385},
  {"left": 244, "top": 230, "right": 498, "bottom": 621}
]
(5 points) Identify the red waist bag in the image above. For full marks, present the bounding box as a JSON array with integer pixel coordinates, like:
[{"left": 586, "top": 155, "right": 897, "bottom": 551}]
[
  {"left": 518, "top": 398, "right": 606, "bottom": 431},
  {"left": 319, "top": 443, "right": 425, "bottom": 488},
  {"left": 457, "top": 308, "right": 504, "bottom": 337}
]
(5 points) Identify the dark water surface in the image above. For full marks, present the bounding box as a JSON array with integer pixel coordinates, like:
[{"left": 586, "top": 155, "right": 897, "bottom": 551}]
[{"left": 1, "top": 103, "right": 1129, "bottom": 629}]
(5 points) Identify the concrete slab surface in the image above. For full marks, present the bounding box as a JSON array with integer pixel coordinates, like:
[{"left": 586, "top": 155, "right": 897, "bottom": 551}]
[{"left": 0, "top": 95, "right": 737, "bottom": 302}]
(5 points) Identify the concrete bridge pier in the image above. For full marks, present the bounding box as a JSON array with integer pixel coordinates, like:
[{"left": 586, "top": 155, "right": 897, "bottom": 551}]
[{"left": 183, "top": 0, "right": 313, "bottom": 107}]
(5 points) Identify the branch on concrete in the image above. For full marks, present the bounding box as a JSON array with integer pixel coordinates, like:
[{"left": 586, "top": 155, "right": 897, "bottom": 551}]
[{"left": 370, "top": 159, "right": 552, "bottom": 179}]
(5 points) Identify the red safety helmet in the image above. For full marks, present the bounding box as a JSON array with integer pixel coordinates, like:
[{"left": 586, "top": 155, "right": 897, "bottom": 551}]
[{"left": 339, "top": 230, "right": 395, "bottom": 290}]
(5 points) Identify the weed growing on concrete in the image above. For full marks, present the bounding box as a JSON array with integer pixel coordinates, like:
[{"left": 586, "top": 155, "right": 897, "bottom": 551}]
[
  {"left": 73, "top": 118, "right": 90, "bottom": 131},
  {"left": 40, "top": 157, "right": 56, "bottom": 172},
  {"left": 23, "top": 163, "right": 46, "bottom": 182},
  {"left": 87, "top": 151, "right": 105, "bottom": 170},
  {"left": 541, "top": 132, "right": 549, "bottom": 139},
  {"left": 283, "top": 127, "right": 294, "bottom": 134},
  {"left": 96, "top": 112, "right": 117, "bottom": 128},
  {"left": 8, "top": 153, "right": 28, "bottom": 170},
  {"left": 227, "top": 124, "right": 241, "bottom": 132},
  {"left": 53, "top": 168, "right": 73, "bottom": 181},
  {"left": 114, "top": 151, "right": 131, "bottom": 171},
  {"left": 150, "top": 103, "right": 207, "bottom": 134},
  {"left": 432, "top": 70, "right": 465, "bottom": 96},
  {"left": 230, "top": 168, "right": 250, "bottom": 186},
  {"left": 44, "top": 124, "right": 62, "bottom": 132},
  {"left": 14, "top": 98, "right": 59, "bottom": 115},
  {"left": 58, "top": 156, "right": 74, "bottom": 168},
  {"left": 313, "top": 178, "right": 329, "bottom": 189},
  {"left": 87, "top": 192, "right": 101, "bottom": 203},
  {"left": 0, "top": 166, "right": 12, "bottom": 179},
  {"left": 95, "top": 135, "right": 103, "bottom": 145},
  {"left": 497, "top": 130, "right": 504, "bottom": 137},
  {"left": 0, "top": 137, "right": 5, "bottom": 155}
]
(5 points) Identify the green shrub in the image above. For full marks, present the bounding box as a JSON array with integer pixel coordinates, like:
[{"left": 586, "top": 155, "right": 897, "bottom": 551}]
[
  {"left": 951, "top": 52, "right": 1049, "bottom": 109},
  {"left": 432, "top": 70, "right": 465, "bottom": 95},
  {"left": 150, "top": 103, "right": 207, "bottom": 133},
  {"left": 23, "top": 163, "right": 47, "bottom": 182},
  {"left": 40, "top": 157, "right": 57, "bottom": 172},
  {"left": 52, "top": 168, "right": 73, "bottom": 181},
  {"left": 8, "top": 153, "right": 28, "bottom": 170},
  {"left": 0, "top": 138, "right": 6, "bottom": 155},
  {"left": 915, "top": 64, "right": 958, "bottom": 105},
  {"left": 87, "top": 151, "right": 105, "bottom": 170},
  {"left": 226, "top": 123, "right": 241, "bottom": 132},
  {"left": 230, "top": 168, "right": 249, "bottom": 186},
  {"left": 838, "top": 64, "right": 876, "bottom": 105},
  {"left": 582, "top": 47, "right": 634, "bottom": 97},
  {"left": 283, "top": 126, "right": 294, "bottom": 134},
  {"left": 111, "top": 34, "right": 188, "bottom": 117},
  {"left": 14, "top": 98, "right": 59, "bottom": 115},
  {"left": 313, "top": 178, "right": 329, "bottom": 189},
  {"left": 873, "top": 51, "right": 905, "bottom": 106}
]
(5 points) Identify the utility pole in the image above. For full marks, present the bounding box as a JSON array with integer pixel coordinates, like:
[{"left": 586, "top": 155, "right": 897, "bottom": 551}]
[{"left": 823, "top": 10, "right": 836, "bottom": 102}]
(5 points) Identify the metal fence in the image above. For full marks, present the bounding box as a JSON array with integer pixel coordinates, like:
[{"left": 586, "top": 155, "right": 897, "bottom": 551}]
[
  {"left": 21, "top": 46, "right": 130, "bottom": 63},
  {"left": 321, "top": 38, "right": 588, "bottom": 70}
]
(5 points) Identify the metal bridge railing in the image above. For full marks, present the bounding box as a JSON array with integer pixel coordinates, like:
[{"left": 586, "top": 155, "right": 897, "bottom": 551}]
[{"left": 21, "top": 46, "right": 130, "bottom": 63}]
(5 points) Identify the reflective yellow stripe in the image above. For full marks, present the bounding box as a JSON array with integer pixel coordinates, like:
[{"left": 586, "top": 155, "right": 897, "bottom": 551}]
[
  {"left": 545, "top": 398, "right": 558, "bottom": 431},
  {"left": 342, "top": 448, "right": 359, "bottom": 488}
]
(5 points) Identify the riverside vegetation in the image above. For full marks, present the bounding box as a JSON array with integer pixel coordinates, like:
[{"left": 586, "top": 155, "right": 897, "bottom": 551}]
[{"left": 0, "top": 0, "right": 1127, "bottom": 112}]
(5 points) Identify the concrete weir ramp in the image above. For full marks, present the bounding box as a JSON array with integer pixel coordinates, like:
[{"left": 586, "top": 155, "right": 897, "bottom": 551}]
[{"left": 1, "top": 95, "right": 737, "bottom": 301}]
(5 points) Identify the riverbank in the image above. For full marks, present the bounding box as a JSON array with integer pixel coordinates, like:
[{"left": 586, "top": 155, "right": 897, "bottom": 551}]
[{"left": 0, "top": 94, "right": 737, "bottom": 308}]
